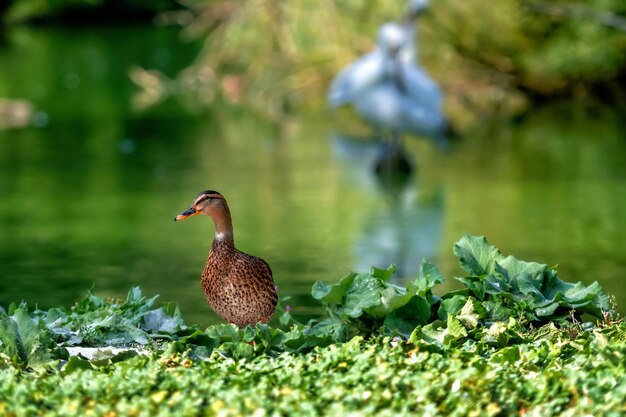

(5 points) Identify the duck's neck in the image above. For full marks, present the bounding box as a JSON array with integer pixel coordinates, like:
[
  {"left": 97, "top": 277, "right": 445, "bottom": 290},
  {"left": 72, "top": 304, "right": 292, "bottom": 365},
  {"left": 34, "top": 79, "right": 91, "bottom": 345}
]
[{"left": 210, "top": 207, "right": 234, "bottom": 247}]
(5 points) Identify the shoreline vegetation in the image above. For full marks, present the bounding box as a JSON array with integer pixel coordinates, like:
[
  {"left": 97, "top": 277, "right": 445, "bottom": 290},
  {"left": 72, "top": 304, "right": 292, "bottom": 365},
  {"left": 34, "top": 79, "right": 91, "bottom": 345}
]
[
  {"left": 3, "top": 1, "right": 625, "bottom": 124},
  {"left": 1, "top": 235, "right": 625, "bottom": 415}
]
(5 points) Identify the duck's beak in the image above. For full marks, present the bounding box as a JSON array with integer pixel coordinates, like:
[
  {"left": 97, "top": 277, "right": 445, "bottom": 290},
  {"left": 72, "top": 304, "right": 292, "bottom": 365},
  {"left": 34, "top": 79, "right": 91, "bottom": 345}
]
[{"left": 174, "top": 207, "right": 198, "bottom": 221}]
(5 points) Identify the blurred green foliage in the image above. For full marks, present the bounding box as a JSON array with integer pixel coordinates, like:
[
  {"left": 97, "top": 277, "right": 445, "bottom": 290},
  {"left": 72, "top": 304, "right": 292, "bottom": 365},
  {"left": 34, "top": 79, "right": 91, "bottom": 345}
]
[
  {"left": 3, "top": 0, "right": 625, "bottom": 119},
  {"left": 134, "top": 0, "right": 626, "bottom": 121},
  {"left": 1, "top": 0, "right": 179, "bottom": 24}
]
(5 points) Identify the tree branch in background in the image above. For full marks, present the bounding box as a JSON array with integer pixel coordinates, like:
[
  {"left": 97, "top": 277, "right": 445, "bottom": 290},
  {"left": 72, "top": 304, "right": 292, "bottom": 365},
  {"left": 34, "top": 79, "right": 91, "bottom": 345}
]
[{"left": 526, "top": 2, "right": 626, "bottom": 32}]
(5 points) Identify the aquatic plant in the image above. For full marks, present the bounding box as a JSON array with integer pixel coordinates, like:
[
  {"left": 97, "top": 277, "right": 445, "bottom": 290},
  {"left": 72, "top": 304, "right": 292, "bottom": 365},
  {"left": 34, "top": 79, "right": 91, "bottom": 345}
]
[
  {"left": 0, "top": 234, "right": 623, "bottom": 415},
  {"left": 1, "top": 234, "right": 613, "bottom": 365}
]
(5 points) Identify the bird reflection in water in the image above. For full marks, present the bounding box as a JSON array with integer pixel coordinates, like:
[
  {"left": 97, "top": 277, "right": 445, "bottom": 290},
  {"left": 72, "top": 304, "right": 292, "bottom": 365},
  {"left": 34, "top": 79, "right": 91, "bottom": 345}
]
[{"left": 331, "top": 134, "right": 444, "bottom": 280}]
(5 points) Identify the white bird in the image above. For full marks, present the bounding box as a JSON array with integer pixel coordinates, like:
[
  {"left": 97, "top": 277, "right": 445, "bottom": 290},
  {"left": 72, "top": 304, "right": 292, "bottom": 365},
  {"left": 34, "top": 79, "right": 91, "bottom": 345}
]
[
  {"left": 328, "top": 0, "right": 452, "bottom": 148},
  {"left": 398, "top": 0, "right": 431, "bottom": 63},
  {"left": 327, "top": 23, "right": 403, "bottom": 109}
]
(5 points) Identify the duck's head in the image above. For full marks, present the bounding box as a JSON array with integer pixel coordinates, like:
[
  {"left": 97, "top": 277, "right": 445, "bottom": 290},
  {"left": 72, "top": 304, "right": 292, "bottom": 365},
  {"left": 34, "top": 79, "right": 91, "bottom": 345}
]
[{"left": 175, "top": 190, "right": 228, "bottom": 221}]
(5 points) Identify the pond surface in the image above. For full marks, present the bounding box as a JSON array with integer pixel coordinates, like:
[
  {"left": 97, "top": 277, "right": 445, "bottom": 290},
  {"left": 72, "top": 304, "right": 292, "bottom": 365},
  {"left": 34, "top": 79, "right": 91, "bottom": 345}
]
[{"left": 1, "top": 25, "right": 625, "bottom": 324}]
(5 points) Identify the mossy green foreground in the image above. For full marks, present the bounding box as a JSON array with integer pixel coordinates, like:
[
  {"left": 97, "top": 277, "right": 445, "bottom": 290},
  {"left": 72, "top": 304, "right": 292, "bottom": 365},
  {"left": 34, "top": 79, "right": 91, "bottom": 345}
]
[{"left": 1, "top": 235, "right": 625, "bottom": 416}]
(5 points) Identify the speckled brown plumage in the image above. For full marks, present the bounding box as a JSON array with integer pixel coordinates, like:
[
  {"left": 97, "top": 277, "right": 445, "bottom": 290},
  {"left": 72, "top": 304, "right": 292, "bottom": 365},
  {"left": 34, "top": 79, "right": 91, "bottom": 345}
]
[{"left": 175, "top": 190, "right": 278, "bottom": 327}]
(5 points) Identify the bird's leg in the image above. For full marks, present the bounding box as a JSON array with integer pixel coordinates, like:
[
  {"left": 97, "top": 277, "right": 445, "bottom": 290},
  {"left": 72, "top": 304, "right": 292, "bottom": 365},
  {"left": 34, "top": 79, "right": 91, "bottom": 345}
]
[{"left": 390, "top": 130, "right": 401, "bottom": 146}]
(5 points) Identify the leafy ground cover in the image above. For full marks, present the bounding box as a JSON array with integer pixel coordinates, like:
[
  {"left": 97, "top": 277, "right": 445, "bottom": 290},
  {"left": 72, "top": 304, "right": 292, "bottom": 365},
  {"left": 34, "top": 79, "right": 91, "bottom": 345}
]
[{"left": 1, "top": 235, "right": 624, "bottom": 416}]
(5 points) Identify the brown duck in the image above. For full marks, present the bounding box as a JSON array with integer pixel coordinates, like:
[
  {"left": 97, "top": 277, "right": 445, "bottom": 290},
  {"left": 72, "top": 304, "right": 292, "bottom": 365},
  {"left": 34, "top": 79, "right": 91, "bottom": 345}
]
[{"left": 175, "top": 190, "right": 277, "bottom": 326}]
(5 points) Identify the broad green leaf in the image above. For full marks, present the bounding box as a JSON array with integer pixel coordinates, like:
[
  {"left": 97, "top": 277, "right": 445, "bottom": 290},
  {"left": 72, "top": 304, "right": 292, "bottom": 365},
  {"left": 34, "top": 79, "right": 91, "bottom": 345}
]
[
  {"left": 309, "top": 317, "right": 346, "bottom": 343},
  {"left": 242, "top": 325, "right": 257, "bottom": 343},
  {"left": 180, "top": 326, "right": 221, "bottom": 349},
  {"left": 484, "top": 301, "right": 515, "bottom": 322},
  {"left": 280, "top": 328, "right": 306, "bottom": 351},
  {"left": 206, "top": 324, "right": 242, "bottom": 342},
  {"left": 0, "top": 308, "right": 55, "bottom": 369},
  {"left": 371, "top": 265, "right": 396, "bottom": 283},
  {"left": 489, "top": 345, "right": 522, "bottom": 364},
  {"left": 341, "top": 273, "right": 385, "bottom": 318},
  {"left": 142, "top": 307, "right": 185, "bottom": 334},
  {"left": 219, "top": 342, "right": 254, "bottom": 359},
  {"left": 456, "top": 297, "right": 486, "bottom": 330},
  {"left": 410, "top": 321, "right": 447, "bottom": 346},
  {"left": 453, "top": 235, "right": 503, "bottom": 276},
  {"left": 279, "top": 311, "right": 293, "bottom": 327},
  {"left": 484, "top": 275, "right": 510, "bottom": 294},
  {"left": 416, "top": 259, "right": 444, "bottom": 294},
  {"left": 366, "top": 285, "right": 410, "bottom": 318},
  {"left": 563, "top": 281, "right": 608, "bottom": 306},
  {"left": 311, "top": 272, "right": 357, "bottom": 304},
  {"left": 516, "top": 273, "right": 545, "bottom": 302},
  {"left": 496, "top": 256, "right": 546, "bottom": 284},
  {"left": 535, "top": 302, "right": 560, "bottom": 317},
  {"left": 62, "top": 356, "right": 93, "bottom": 374},
  {"left": 383, "top": 296, "right": 431, "bottom": 337},
  {"left": 454, "top": 276, "right": 485, "bottom": 300},
  {"left": 438, "top": 295, "right": 467, "bottom": 320},
  {"left": 445, "top": 317, "right": 468, "bottom": 342},
  {"left": 483, "top": 318, "right": 522, "bottom": 346}
]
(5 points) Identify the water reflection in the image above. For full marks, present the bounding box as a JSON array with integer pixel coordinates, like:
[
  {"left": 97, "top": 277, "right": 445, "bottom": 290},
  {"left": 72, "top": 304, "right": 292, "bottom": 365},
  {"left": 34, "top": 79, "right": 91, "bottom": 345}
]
[
  {"left": 354, "top": 188, "right": 443, "bottom": 279},
  {"left": 331, "top": 134, "right": 442, "bottom": 279}
]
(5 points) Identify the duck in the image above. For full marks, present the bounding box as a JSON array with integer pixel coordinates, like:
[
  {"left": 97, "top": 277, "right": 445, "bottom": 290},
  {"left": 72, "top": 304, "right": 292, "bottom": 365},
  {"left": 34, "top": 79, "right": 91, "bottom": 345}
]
[{"left": 175, "top": 190, "right": 278, "bottom": 327}]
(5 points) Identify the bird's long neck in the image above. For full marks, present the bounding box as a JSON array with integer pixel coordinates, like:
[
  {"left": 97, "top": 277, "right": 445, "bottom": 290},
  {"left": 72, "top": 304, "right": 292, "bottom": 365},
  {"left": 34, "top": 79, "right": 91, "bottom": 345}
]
[{"left": 210, "top": 205, "right": 235, "bottom": 247}]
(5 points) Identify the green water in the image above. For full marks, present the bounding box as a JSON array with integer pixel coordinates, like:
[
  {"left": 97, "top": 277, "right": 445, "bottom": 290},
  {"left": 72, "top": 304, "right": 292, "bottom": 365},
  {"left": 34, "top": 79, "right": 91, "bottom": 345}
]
[{"left": 1, "top": 25, "right": 625, "bottom": 325}]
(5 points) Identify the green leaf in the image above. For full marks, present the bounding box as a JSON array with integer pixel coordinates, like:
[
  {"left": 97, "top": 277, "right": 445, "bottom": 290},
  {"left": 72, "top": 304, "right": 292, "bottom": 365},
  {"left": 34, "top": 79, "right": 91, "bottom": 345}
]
[
  {"left": 516, "top": 273, "right": 545, "bottom": 302},
  {"left": 496, "top": 256, "right": 546, "bottom": 284},
  {"left": 484, "top": 301, "right": 516, "bottom": 322},
  {"left": 454, "top": 276, "right": 485, "bottom": 300},
  {"left": 438, "top": 295, "right": 467, "bottom": 320},
  {"left": 219, "top": 342, "right": 254, "bottom": 359},
  {"left": 142, "top": 307, "right": 185, "bottom": 334},
  {"left": 415, "top": 259, "right": 444, "bottom": 294},
  {"left": 341, "top": 273, "right": 385, "bottom": 318},
  {"left": 366, "top": 284, "right": 413, "bottom": 318},
  {"left": 0, "top": 308, "right": 55, "bottom": 369},
  {"left": 409, "top": 321, "right": 447, "bottom": 346},
  {"left": 206, "top": 324, "right": 242, "bottom": 342},
  {"left": 280, "top": 328, "right": 307, "bottom": 351},
  {"left": 309, "top": 317, "right": 346, "bottom": 343},
  {"left": 370, "top": 265, "right": 396, "bottom": 283},
  {"left": 445, "top": 317, "right": 468, "bottom": 342},
  {"left": 456, "top": 297, "right": 486, "bottom": 330},
  {"left": 279, "top": 311, "right": 293, "bottom": 327},
  {"left": 453, "top": 235, "right": 503, "bottom": 276},
  {"left": 62, "top": 356, "right": 93, "bottom": 374},
  {"left": 483, "top": 319, "right": 520, "bottom": 346},
  {"left": 311, "top": 272, "right": 357, "bottom": 303},
  {"left": 535, "top": 302, "right": 560, "bottom": 317},
  {"left": 383, "top": 296, "right": 431, "bottom": 337},
  {"left": 180, "top": 329, "right": 220, "bottom": 349},
  {"left": 489, "top": 345, "right": 522, "bottom": 364},
  {"left": 484, "top": 275, "right": 510, "bottom": 294}
]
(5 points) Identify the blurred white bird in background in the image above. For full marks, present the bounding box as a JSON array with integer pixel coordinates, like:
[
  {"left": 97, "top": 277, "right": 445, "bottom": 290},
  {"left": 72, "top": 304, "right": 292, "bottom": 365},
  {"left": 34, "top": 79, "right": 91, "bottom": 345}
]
[
  {"left": 328, "top": 0, "right": 453, "bottom": 149},
  {"left": 327, "top": 22, "right": 404, "bottom": 109}
]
